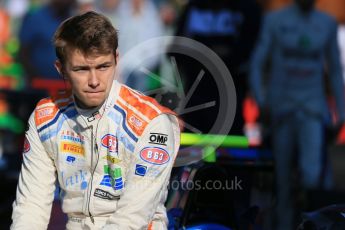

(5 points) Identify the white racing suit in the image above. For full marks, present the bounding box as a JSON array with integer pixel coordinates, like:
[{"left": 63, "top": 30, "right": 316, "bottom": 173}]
[{"left": 11, "top": 81, "right": 180, "bottom": 229}]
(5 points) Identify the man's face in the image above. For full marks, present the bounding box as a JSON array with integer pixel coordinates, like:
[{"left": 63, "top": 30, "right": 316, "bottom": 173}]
[{"left": 56, "top": 49, "right": 117, "bottom": 109}]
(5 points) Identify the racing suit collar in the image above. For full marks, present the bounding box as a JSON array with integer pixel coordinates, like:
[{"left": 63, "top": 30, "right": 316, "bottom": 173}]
[{"left": 73, "top": 80, "right": 120, "bottom": 129}]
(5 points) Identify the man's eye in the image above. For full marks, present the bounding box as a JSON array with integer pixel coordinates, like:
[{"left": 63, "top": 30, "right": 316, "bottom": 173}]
[
  {"left": 73, "top": 69, "right": 87, "bottom": 72},
  {"left": 98, "top": 65, "right": 110, "bottom": 70}
]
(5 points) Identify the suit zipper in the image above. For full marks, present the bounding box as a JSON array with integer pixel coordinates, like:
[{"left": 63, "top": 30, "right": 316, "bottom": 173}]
[{"left": 87, "top": 126, "right": 99, "bottom": 224}]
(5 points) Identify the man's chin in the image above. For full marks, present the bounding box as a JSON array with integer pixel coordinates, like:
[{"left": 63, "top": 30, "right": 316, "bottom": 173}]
[{"left": 75, "top": 97, "right": 105, "bottom": 109}]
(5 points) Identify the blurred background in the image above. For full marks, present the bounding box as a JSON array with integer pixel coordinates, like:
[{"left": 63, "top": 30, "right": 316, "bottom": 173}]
[{"left": 1, "top": 0, "right": 345, "bottom": 229}]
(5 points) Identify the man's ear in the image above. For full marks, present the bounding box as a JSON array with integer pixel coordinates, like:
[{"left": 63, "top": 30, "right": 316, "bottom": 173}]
[
  {"left": 115, "top": 49, "right": 119, "bottom": 65},
  {"left": 54, "top": 60, "right": 66, "bottom": 79}
]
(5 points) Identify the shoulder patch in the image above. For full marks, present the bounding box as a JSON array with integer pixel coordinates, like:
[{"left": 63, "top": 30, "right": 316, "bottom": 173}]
[
  {"left": 34, "top": 91, "right": 72, "bottom": 127},
  {"left": 118, "top": 86, "right": 159, "bottom": 120},
  {"left": 116, "top": 85, "right": 177, "bottom": 137},
  {"left": 35, "top": 99, "right": 59, "bottom": 126},
  {"left": 115, "top": 85, "right": 176, "bottom": 139},
  {"left": 117, "top": 100, "right": 148, "bottom": 136},
  {"left": 118, "top": 86, "right": 176, "bottom": 118}
]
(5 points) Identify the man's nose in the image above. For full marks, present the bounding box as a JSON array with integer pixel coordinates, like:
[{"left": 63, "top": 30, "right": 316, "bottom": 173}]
[{"left": 88, "top": 70, "right": 100, "bottom": 88}]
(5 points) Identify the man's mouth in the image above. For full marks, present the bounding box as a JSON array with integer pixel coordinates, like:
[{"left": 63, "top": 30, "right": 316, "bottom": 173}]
[{"left": 85, "top": 91, "right": 103, "bottom": 94}]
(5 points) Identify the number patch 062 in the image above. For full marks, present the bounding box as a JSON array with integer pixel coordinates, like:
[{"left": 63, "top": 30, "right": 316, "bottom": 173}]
[{"left": 140, "top": 147, "right": 170, "bottom": 165}]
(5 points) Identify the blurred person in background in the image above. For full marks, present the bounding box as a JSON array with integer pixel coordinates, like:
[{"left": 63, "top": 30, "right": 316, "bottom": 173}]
[
  {"left": 18, "top": 0, "right": 75, "bottom": 86},
  {"left": 116, "top": 0, "right": 164, "bottom": 92},
  {"left": 152, "top": 0, "right": 181, "bottom": 34},
  {"left": 96, "top": 0, "right": 120, "bottom": 26},
  {"left": 5, "top": 0, "right": 29, "bottom": 19},
  {"left": 11, "top": 11, "right": 180, "bottom": 229},
  {"left": 173, "top": 0, "right": 262, "bottom": 134},
  {"left": 249, "top": 0, "right": 345, "bottom": 228},
  {"left": 76, "top": 0, "right": 95, "bottom": 14},
  {"left": 5, "top": 0, "right": 29, "bottom": 33},
  {"left": 0, "top": 1, "right": 11, "bottom": 66},
  {"left": 338, "top": 24, "right": 345, "bottom": 82}
]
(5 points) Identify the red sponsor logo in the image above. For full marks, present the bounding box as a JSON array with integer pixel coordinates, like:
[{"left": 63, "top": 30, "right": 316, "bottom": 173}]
[
  {"left": 101, "top": 134, "right": 117, "bottom": 152},
  {"left": 140, "top": 147, "right": 170, "bottom": 165},
  {"left": 23, "top": 137, "right": 30, "bottom": 153}
]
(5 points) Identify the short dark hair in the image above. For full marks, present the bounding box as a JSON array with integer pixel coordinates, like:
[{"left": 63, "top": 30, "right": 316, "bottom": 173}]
[{"left": 53, "top": 11, "right": 118, "bottom": 64}]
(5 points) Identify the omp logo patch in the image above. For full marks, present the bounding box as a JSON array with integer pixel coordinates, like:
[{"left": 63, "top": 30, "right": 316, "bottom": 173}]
[
  {"left": 140, "top": 147, "right": 170, "bottom": 165},
  {"left": 60, "top": 142, "right": 84, "bottom": 156},
  {"left": 149, "top": 133, "right": 168, "bottom": 146},
  {"left": 23, "top": 137, "right": 30, "bottom": 153},
  {"left": 135, "top": 164, "right": 147, "bottom": 176},
  {"left": 94, "top": 188, "right": 119, "bottom": 200},
  {"left": 101, "top": 134, "right": 117, "bottom": 153}
]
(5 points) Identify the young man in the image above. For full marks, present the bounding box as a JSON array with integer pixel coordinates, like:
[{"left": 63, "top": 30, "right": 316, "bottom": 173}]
[{"left": 11, "top": 11, "right": 180, "bottom": 229}]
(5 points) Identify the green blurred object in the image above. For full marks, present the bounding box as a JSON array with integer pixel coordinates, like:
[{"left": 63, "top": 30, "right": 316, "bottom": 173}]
[
  {"left": 0, "top": 63, "right": 25, "bottom": 90},
  {"left": 0, "top": 37, "right": 24, "bottom": 90},
  {"left": 202, "top": 145, "right": 217, "bottom": 163},
  {"left": 5, "top": 38, "right": 20, "bottom": 56},
  {"left": 181, "top": 133, "right": 249, "bottom": 163},
  {"left": 0, "top": 113, "right": 24, "bottom": 134},
  {"left": 1, "top": 63, "right": 23, "bottom": 77},
  {"left": 147, "top": 71, "right": 161, "bottom": 90},
  {"left": 181, "top": 133, "right": 248, "bottom": 148}
]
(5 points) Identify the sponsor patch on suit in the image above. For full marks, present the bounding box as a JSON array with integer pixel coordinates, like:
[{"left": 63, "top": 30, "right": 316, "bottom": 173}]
[
  {"left": 135, "top": 164, "right": 147, "bottom": 176},
  {"left": 149, "top": 133, "right": 168, "bottom": 146},
  {"left": 60, "top": 141, "right": 85, "bottom": 156},
  {"left": 94, "top": 188, "right": 119, "bottom": 200}
]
